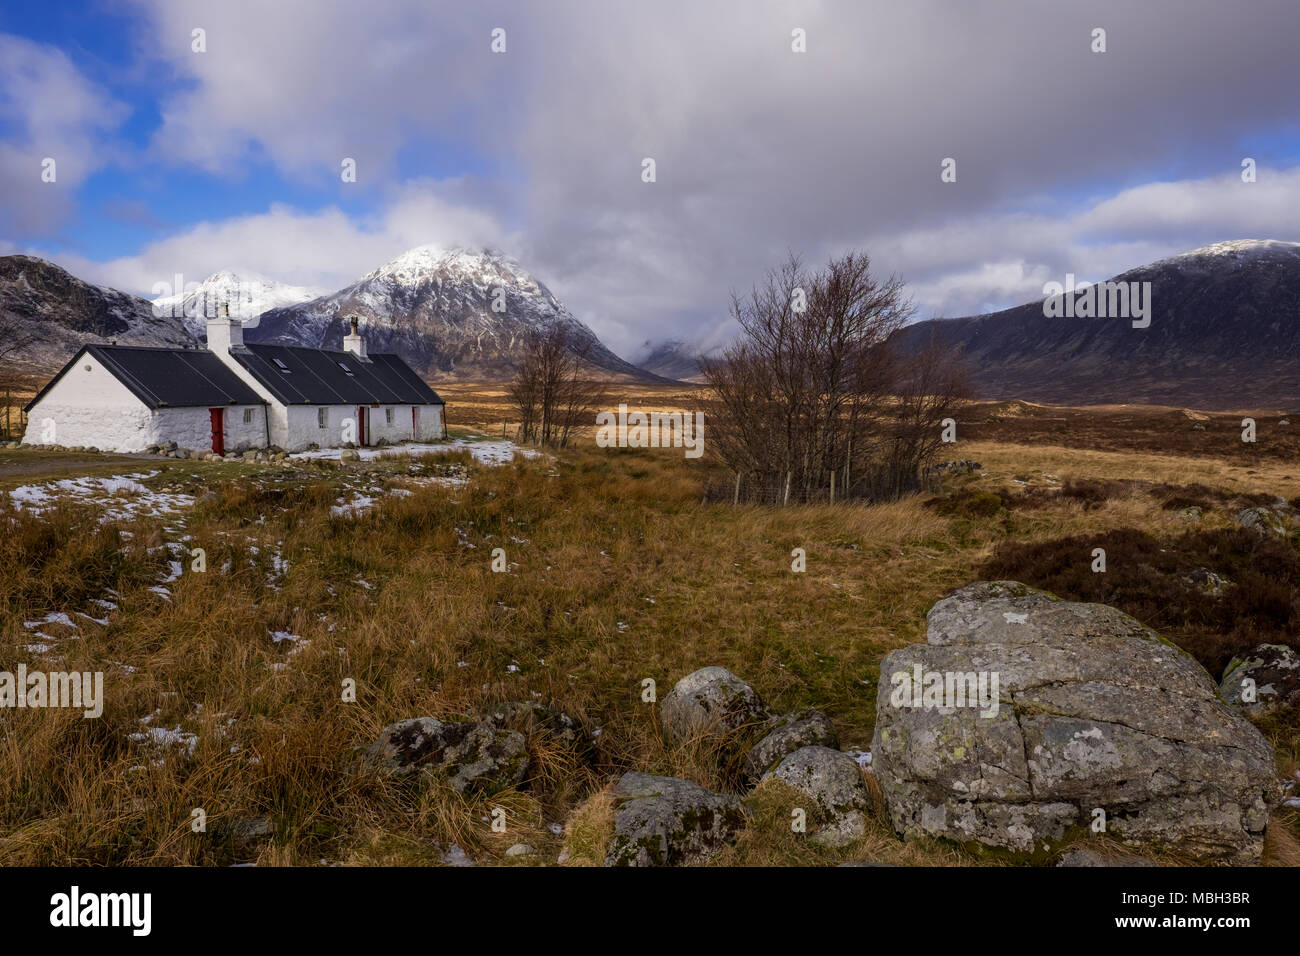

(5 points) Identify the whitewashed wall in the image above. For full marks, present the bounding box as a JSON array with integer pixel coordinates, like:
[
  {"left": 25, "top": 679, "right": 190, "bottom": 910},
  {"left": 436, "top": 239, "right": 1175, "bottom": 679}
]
[
  {"left": 23, "top": 353, "right": 151, "bottom": 451},
  {"left": 414, "top": 404, "right": 444, "bottom": 441},
  {"left": 281, "top": 403, "right": 443, "bottom": 450},
  {"left": 215, "top": 405, "right": 270, "bottom": 452},
  {"left": 150, "top": 405, "right": 267, "bottom": 454},
  {"left": 287, "top": 405, "right": 348, "bottom": 450}
]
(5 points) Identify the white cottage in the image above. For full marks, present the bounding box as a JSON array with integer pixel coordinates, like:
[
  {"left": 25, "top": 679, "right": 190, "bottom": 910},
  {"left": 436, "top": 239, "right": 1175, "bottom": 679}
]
[{"left": 24, "top": 316, "right": 446, "bottom": 454}]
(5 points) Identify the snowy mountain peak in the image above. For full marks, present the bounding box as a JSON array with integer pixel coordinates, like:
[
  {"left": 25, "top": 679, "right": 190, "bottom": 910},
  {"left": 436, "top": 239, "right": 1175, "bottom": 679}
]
[
  {"left": 247, "top": 244, "right": 652, "bottom": 381},
  {"left": 152, "top": 271, "right": 327, "bottom": 335},
  {"left": 365, "top": 245, "right": 529, "bottom": 288},
  {"left": 1165, "top": 239, "right": 1300, "bottom": 264}
]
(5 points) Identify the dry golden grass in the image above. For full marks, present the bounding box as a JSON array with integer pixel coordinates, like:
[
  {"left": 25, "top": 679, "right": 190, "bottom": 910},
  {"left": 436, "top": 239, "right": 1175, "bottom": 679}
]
[{"left": 0, "top": 389, "right": 1296, "bottom": 867}]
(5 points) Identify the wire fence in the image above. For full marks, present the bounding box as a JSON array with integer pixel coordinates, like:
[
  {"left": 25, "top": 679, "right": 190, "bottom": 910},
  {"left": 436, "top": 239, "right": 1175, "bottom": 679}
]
[
  {"left": 702, "top": 469, "right": 935, "bottom": 506},
  {"left": 700, "top": 459, "right": 981, "bottom": 507}
]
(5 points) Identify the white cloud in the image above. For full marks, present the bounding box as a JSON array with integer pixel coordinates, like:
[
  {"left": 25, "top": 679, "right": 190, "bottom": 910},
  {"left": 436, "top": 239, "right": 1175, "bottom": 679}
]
[
  {"left": 44, "top": 179, "right": 510, "bottom": 296},
  {"left": 0, "top": 33, "right": 129, "bottom": 235},
  {"left": 14, "top": 0, "right": 1300, "bottom": 356}
]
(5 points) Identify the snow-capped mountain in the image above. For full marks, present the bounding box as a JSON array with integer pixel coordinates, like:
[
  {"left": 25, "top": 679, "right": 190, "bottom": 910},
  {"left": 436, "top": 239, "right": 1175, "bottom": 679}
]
[
  {"left": 248, "top": 245, "right": 656, "bottom": 380},
  {"left": 0, "top": 255, "right": 194, "bottom": 371},
  {"left": 894, "top": 239, "right": 1300, "bottom": 409},
  {"left": 151, "top": 271, "right": 326, "bottom": 337}
]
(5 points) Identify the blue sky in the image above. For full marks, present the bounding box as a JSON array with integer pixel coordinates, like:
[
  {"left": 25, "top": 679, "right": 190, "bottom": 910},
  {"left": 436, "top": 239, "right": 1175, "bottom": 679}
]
[{"left": 3, "top": 0, "right": 1300, "bottom": 357}]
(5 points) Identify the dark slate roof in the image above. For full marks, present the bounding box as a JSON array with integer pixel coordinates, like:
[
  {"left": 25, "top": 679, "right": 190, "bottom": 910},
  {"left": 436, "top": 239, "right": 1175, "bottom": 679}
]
[
  {"left": 227, "top": 344, "right": 445, "bottom": 406},
  {"left": 25, "top": 344, "right": 267, "bottom": 412}
]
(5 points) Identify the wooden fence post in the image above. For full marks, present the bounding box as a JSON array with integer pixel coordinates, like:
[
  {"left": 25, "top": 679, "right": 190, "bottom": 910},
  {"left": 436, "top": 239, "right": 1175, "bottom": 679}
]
[
  {"left": 783, "top": 471, "right": 791, "bottom": 507},
  {"left": 733, "top": 471, "right": 741, "bottom": 506},
  {"left": 830, "top": 469, "right": 836, "bottom": 504}
]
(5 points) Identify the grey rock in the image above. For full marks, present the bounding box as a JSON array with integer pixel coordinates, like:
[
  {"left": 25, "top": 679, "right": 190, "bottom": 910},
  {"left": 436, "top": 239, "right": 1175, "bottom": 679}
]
[
  {"left": 605, "top": 772, "right": 745, "bottom": 867},
  {"left": 1178, "top": 566, "right": 1230, "bottom": 596},
  {"left": 505, "top": 843, "right": 535, "bottom": 858},
  {"left": 1177, "top": 506, "right": 1203, "bottom": 521},
  {"left": 762, "top": 746, "right": 874, "bottom": 847},
  {"left": 1237, "top": 507, "right": 1285, "bottom": 536},
  {"left": 229, "top": 816, "right": 273, "bottom": 841},
  {"left": 743, "top": 709, "right": 839, "bottom": 781},
  {"left": 340, "top": 449, "right": 361, "bottom": 463},
  {"left": 1057, "top": 846, "right": 1158, "bottom": 867},
  {"left": 659, "top": 666, "right": 769, "bottom": 744},
  {"left": 483, "top": 700, "right": 589, "bottom": 755},
  {"left": 358, "top": 717, "right": 529, "bottom": 794},
  {"left": 1219, "top": 644, "right": 1300, "bottom": 716},
  {"left": 871, "top": 581, "right": 1282, "bottom": 864}
]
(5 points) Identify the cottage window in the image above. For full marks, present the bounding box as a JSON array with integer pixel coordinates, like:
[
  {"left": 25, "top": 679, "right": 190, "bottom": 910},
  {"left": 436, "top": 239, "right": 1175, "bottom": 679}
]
[
  {"left": 318, "top": 408, "right": 328, "bottom": 428},
  {"left": 385, "top": 408, "right": 394, "bottom": 425},
  {"left": 243, "top": 408, "right": 253, "bottom": 424},
  {"left": 272, "top": 358, "right": 291, "bottom": 373}
]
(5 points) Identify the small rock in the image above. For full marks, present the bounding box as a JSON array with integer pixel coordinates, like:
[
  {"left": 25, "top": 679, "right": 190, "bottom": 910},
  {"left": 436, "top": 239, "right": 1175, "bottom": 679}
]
[
  {"left": 742, "top": 710, "right": 839, "bottom": 781},
  {"left": 357, "top": 717, "right": 529, "bottom": 794},
  {"left": 762, "top": 746, "right": 874, "bottom": 847},
  {"left": 659, "top": 666, "right": 769, "bottom": 744},
  {"left": 1177, "top": 566, "right": 1230, "bottom": 597},
  {"left": 483, "top": 700, "right": 589, "bottom": 756},
  {"left": 229, "top": 816, "right": 273, "bottom": 841},
  {"left": 1057, "top": 846, "right": 1157, "bottom": 867},
  {"left": 340, "top": 449, "right": 361, "bottom": 463},
  {"left": 605, "top": 772, "right": 745, "bottom": 867},
  {"left": 1219, "top": 644, "right": 1300, "bottom": 716},
  {"left": 1237, "top": 507, "right": 1286, "bottom": 537},
  {"left": 505, "top": 843, "right": 535, "bottom": 858}
]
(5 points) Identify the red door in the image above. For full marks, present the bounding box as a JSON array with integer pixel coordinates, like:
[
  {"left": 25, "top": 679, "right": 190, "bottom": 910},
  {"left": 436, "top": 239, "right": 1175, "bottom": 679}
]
[
  {"left": 356, "top": 406, "right": 366, "bottom": 446},
  {"left": 209, "top": 408, "right": 225, "bottom": 456},
  {"left": 412, "top": 406, "right": 419, "bottom": 441}
]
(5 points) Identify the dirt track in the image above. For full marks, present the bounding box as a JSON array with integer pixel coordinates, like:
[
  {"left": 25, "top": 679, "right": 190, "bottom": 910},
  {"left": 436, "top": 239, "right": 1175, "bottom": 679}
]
[{"left": 0, "top": 451, "right": 155, "bottom": 483}]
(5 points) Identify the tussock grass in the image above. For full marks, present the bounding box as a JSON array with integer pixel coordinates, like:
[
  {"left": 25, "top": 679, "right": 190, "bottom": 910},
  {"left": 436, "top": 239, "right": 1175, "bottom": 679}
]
[{"left": 0, "top": 432, "right": 1296, "bottom": 866}]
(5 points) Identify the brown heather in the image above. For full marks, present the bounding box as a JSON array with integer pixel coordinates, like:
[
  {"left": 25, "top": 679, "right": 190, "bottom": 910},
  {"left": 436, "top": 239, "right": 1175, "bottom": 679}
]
[{"left": 0, "top": 392, "right": 1296, "bottom": 866}]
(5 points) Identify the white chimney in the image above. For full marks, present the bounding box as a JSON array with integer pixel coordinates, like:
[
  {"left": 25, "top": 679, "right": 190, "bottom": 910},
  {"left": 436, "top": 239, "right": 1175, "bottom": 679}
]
[
  {"left": 343, "top": 315, "right": 368, "bottom": 361},
  {"left": 206, "top": 302, "right": 244, "bottom": 353}
]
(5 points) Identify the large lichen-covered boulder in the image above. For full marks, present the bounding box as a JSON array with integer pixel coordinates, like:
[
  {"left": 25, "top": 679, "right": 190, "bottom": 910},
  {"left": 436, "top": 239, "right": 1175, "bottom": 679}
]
[
  {"left": 659, "top": 666, "right": 770, "bottom": 744},
  {"left": 761, "top": 746, "right": 875, "bottom": 847},
  {"left": 604, "top": 772, "right": 745, "bottom": 866},
  {"left": 871, "top": 581, "right": 1282, "bottom": 865},
  {"left": 742, "top": 710, "right": 840, "bottom": 782},
  {"left": 358, "top": 717, "right": 529, "bottom": 794},
  {"left": 1219, "top": 644, "right": 1300, "bottom": 717}
]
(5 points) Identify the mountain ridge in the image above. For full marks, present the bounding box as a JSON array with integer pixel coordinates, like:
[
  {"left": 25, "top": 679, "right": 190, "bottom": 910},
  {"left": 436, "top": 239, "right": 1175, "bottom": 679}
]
[
  {"left": 895, "top": 239, "right": 1300, "bottom": 410},
  {"left": 246, "top": 245, "right": 663, "bottom": 382}
]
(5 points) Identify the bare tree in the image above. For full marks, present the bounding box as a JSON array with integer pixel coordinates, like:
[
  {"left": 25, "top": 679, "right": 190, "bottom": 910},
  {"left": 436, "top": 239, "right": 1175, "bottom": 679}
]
[
  {"left": 0, "top": 311, "right": 38, "bottom": 440},
  {"left": 702, "top": 251, "right": 970, "bottom": 504},
  {"left": 508, "top": 324, "right": 609, "bottom": 448}
]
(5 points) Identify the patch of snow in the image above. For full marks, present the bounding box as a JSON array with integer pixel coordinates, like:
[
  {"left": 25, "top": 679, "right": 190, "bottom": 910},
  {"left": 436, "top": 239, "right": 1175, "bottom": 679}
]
[{"left": 291, "top": 438, "right": 539, "bottom": 466}]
